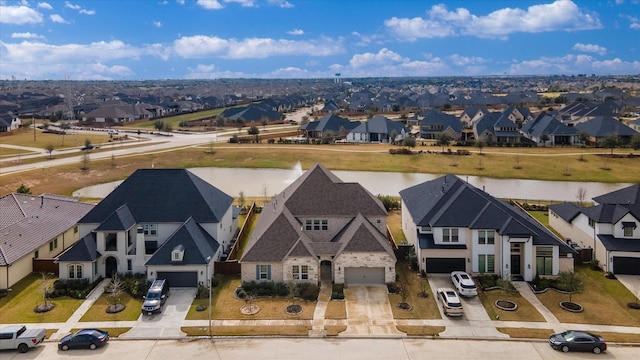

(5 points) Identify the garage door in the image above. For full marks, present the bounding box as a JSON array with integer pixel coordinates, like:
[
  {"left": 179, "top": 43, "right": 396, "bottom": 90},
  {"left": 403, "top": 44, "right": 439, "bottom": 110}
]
[
  {"left": 425, "top": 258, "right": 465, "bottom": 273},
  {"left": 613, "top": 257, "right": 640, "bottom": 275},
  {"left": 156, "top": 271, "right": 198, "bottom": 287},
  {"left": 344, "top": 267, "right": 385, "bottom": 285}
]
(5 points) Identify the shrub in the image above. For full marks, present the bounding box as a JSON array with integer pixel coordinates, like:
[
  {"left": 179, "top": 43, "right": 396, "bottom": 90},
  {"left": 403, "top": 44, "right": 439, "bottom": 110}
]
[
  {"left": 48, "top": 278, "right": 101, "bottom": 299},
  {"left": 296, "top": 283, "right": 320, "bottom": 301},
  {"left": 477, "top": 274, "right": 499, "bottom": 289},
  {"left": 331, "top": 284, "right": 345, "bottom": 300}
]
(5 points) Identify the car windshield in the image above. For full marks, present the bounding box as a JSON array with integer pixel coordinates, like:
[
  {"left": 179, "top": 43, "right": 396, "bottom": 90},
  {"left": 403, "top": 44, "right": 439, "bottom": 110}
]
[
  {"left": 461, "top": 283, "right": 476, "bottom": 289},
  {"left": 146, "top": 292, "right": 161, "bottom": 299},
  {"left": 561, "top": 331, "right": 576, "bottom": 340}
]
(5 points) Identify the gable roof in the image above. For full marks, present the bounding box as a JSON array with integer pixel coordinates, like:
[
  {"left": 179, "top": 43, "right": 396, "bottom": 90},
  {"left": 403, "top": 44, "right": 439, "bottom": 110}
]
[
  {"left": 56, "top": 233, "right": 101, "bottom": 262},
  {"left": 0, "top": 193, "right": 94, "bottom": 266},
  {"left": 574, "top": 115, "right": 637, "bottom": 137},
  {"left": 399, "top": 175, "right": 574, "bottom": 252},
  {"left": 79, "top": 169, "right": 233, "bottom": 225},
  {"left": 300, "top": 114, "right": 358, "bottom": 132},
  {"left": 593, "top": 183, "right": 640, "bottom": 205},
  {"left": 145, "top": 217, "right": 220, "bottom": 266},
  {"left": 521, "top": 113, "right": 578, "bottom": 137},
  {"left": 349, "top": 115, "right": 408, "bottom": 136},
  {"left": 241, "top": 163, "right": 393, "bottom": 263},
  {"left": 419, "top": 110, "right": 462, "bottom": 132}
]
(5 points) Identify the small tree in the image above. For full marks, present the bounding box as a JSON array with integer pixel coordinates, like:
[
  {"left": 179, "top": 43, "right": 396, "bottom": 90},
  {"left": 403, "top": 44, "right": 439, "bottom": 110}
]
[
  {"left": 84, "top": 138, "right": 92, "bottom": 150},
  {"left": 578, "top": 132, "right": 590, "bottom": 146},
  {"left": 247, "top": 126, "right": 260, "bottom": 135},
  {"left": 630, "top": 134, "right": 640, "bottom": 151},
  {"left": 238, "top": 191, "right": 246, "bottom": 209},
  {"left": 44, "top": 143, "right": 54, "bottom": 159},
  {"left": 475, "top": 139, "right": 485, "bottom": 155},
  {"left": 540, "top": 133, "right": 550, "bottom": 147},
  {"left": 435, "top": 132, "right": 453, "bottom": 152},
  {"left": 389, "top": 129, "right": 398, "bottom": 144},
  {"left": 60, "top": 122, "right": 71, "bottom": 146},
  {"left": 575, "top": 187, "right": 587, "bottom": 206},
  {"left": 402, "top": 136, "right": 416, "bottom": 149},
  {"left": 39, "top": 272, "right": 55, "bottom": 311},
  {"left": 80, "top": 151, "right": 90, "bottom": 170},
  {"left": 301, "top": 115, "right": 310, "bottom": 125},
  {"left": 556, "top": 271, "right": 584, "bottom": 304},
  {"left": 107, "top": 273, "right": 125, "bottom": 310},
  {"left": 154, "top": 120, "right": 164, "bottom": 133},
  {"left": 17, "top": 183, "right": 31, "bottom": 194},
  {"left": 286, "top": 281, "right": 299, "bottom": 306},
  {"left": 600, "top": 134, "right": 618, "bottom": 155}
]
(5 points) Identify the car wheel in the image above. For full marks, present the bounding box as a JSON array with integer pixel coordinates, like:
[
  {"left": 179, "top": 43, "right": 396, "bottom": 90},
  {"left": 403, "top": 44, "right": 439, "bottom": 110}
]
[
  {"left": 89, "top": 343, "right": 97, "bottom": 350},
  {"left": 17, "top": 343, "right": 29, "bottom": 353},
  {"left": 61, "top": 344, "right": 69, "bottom": 351},
  {"left": 593, "top": 347, "right": 602, "bottom": 354},
  {"left": 561, "top": 345, "right": 570, "bottom": 353}
]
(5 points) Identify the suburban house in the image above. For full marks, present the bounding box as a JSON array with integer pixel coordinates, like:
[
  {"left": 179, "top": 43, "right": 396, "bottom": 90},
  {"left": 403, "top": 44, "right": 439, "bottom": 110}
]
[
  {"left": 473, "top": 112, "right": 522, "bottom": 144},
  {"left": 346, "top": 115, "right": 409, "bottom": 143},
  {"left": 240, "top": 164, "right": 396, "bottom": 285},
  {"left": 521, "top": 113, "right": 579, "bottom": 146},
  {"left": 0, "top": 193, "right": 94, "bottom": 290},
  {"left": 459, "top": 105, "right": 489, "bottom": 126},
  {"left": 418, "top": 110, "right": 462, "bottom": 141},
  {"left": 573, "top": 115, "right": 637, "bottom": 146},
  {"left": 0, "top": 112, "right": 21, "bottom": 132},
  {"left": 56, "top": 169, "right": 236, "bottom": 287},
  {"left": 399, "top": 175, "right": 575, "bottom": 281},
  {"left": 548, "top": 183, "right": 640, "bottom": 275},
  {"left": 299, "top": 114, "right": 359, "bottom": 141}
]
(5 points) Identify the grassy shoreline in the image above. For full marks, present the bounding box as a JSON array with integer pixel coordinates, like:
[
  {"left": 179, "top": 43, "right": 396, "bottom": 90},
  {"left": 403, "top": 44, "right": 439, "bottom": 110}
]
[{"left": 1, "top": 143, "right": 639, "bottom": 197}]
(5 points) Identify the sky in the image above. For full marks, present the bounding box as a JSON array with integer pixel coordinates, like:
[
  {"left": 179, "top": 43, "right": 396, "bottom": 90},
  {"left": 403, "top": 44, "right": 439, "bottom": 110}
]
[{"left": 0, "top": 0, "right": 639, "bottom": 80}]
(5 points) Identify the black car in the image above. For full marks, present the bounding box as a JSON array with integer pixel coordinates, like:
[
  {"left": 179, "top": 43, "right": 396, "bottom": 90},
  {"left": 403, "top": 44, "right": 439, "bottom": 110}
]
[
  {"left": 549, "top": 330, "right": 606, "bottom": 354},
  {"left": 58, "top": 329, "right": 109, "bottom": 351}
]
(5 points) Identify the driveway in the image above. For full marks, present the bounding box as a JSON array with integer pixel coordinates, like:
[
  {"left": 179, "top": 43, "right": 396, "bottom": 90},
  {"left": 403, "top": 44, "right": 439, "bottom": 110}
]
[
  {"left": 616, "top": 275, "right": 640, "bottom": 298},
  {"left": 120, "top": 288, "right": 196, "bottom": 338},
  {"left": 428, "top": 274, "right": 508, "bottom": 338},
  {"left": 340, "top": 285, "right": 404, "bottom": 337}
]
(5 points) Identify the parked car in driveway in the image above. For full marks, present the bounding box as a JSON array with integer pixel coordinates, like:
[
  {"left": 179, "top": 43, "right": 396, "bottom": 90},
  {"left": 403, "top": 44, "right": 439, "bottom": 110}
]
[
  {"left": 451, "top": 271, "right": 477, "bottom": 297},
  {"left": 58, "top": 329, "right": 109, "bottom": 351},
  {"left": 549, "top": 330, "right": 606, "bottom": 354},
  {"left": 436, "top": 287, "right": 464, "bottom": 316}
]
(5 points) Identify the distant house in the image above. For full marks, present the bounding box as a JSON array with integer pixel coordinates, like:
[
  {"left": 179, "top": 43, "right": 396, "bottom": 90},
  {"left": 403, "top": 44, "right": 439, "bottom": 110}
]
[
  {"left": 418, "top": 110, "right": 462, "bottom": 140},
  {"left": 0, "top": 194, "right": 94, "bottom": 290},
  {"left": 548, "top": 183, "right": 640, "bottom": 275},
  {"left": 56, "top": 169, "right": 236, "bottom": 287},
  {"left": 346, "top": 115, "right": 409, "bottom": 143},
  {"left": 220, "top": 104, "right": 281, "bottom": 126},
  {"left": 400, "top": 175, "right": 575, "bottom": 280},
  {"left": 299, "top": 114, "right": 359, "bottom": 140},
  {"left": 473, "top": 112, "right": 521, "bottom": 144},
  {"left": 240, "top": 164, "right": 397, "bottom": 285},
  {"left": 459, "top": 105, "right": 489, "bottom": 126},
  {"left": 0, "top": 112, "right": 21, "bottom": 132},
  {"left": 521, "top": 113, "right": 579, "bottom": 146},
  {"left": 573, "top": 115, "right": 637, "bottom": 146},
  {"left": 629, "top": 118, "right": 640, "bottom": 133}
]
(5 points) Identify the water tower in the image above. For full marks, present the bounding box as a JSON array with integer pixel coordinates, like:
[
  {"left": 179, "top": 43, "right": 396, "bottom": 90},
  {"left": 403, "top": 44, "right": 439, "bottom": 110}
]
[{"left": 334, "top": 73, "right": 341, "bottom": 84}]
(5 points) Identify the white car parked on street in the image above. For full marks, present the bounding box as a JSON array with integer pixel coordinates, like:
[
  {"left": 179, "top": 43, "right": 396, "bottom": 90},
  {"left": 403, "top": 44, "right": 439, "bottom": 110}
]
[{"left": 451, "top": 271, "right": 478, "bottom": 297}]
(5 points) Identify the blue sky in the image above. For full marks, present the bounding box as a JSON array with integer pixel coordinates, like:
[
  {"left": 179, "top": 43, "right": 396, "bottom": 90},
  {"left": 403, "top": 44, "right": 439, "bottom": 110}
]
[{"left": 1, "top": 0, "right": 639, "bottom": 80}]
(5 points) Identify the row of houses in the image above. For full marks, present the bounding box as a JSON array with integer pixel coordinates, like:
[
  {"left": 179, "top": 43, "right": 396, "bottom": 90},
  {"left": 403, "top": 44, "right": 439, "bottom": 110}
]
[{"left": 3, "top": 165, "right": 637, "bottom": 291}]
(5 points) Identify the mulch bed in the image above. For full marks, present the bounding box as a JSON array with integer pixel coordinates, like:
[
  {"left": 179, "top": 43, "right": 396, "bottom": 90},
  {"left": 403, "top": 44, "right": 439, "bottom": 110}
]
[
  {"left": 34, "top": 303, "right": 56, "bottom": 313},
  {"left": 285, "top": 304, "right": 303, "bottom": 315},
  {"left": 106, "top": 304, "right": 125, "bottom": 313}
]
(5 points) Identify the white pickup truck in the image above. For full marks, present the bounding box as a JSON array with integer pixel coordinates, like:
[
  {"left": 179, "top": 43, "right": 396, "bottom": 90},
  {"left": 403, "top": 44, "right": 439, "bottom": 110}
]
[{"left": 0, "top": 325, "right": 46, "bottom": 353}]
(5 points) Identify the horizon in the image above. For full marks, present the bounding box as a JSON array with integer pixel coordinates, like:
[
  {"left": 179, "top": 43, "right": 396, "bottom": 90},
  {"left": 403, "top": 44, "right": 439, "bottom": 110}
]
[{"left": 1, "top": 0, "right": 639, "bottom": 81}]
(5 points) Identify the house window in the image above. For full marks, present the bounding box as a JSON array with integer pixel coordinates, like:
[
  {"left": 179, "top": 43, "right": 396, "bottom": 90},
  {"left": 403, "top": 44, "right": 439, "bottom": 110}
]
[
  {"left": 105, "top": 233, "right": 117, "bottom": 251},
  {"left": 257, "top": 265, "right": 271, "bottom": 280},
  {"left": 74, "top": 226, "right": 78, "bottom": 233},
  {"left": 622, "top": 222, "right": 636, "bottom": 237},
  {"left": 68, "top": 264, "right": 83, "bottom": 279},
  {"left": 143, "top": 224, "right": 158, "bottom": 235},
  {"left": 93, "top": 262, "right": 98, "bottom": 275},
  {"left": 588, "top": 218, "right": 595, "bottom": 228},
  {"left": 127, "top": 259, "right": 132, "bottom": 271},
  {"left": 305, "top": 219, "right": 328, "bottom": 231},
  {"left": 478, "top": 254, "right": 495, "bottom": 273},
  {"left": 292, "top": 265, "right": 309, "bottom": 280},
  {"left": 34, "top": 250, "right": 39, "bottom": 259},
  {"left": 478, "top": 230, "right": 495, "bottom": 245},
  {"left": 443, "top": 228, "right": 459, "bottom": 243},
  {"left": 536, "top": 247, "right": 553, "bottom": 275}
]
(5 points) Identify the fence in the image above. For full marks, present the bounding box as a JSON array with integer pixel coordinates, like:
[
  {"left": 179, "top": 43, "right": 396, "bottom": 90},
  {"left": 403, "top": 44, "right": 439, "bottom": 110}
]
[{"left": 32, "top": 259, "right": 59, "bottom": 276}]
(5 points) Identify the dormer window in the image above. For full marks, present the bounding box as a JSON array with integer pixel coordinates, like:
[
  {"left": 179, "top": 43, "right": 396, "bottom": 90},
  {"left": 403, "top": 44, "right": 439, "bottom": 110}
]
[
  {"left": 171, "top": 245, "right": 185, "bottom": 262},
  {"left": 622, "top": 222, "right": 636, "bottom": 237}
]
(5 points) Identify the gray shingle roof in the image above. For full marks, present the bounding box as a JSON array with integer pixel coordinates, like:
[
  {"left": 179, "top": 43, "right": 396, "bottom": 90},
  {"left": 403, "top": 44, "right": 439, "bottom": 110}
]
[
  {"left": 548, "top": 202, "right": 582, "bottom": 222},
  {"left": 80, "top": 169, "right": 233, "bottom": 225},
  {"left": 56, "top": 233, "right": 101, "bottom": 262},
  {"left": 145, "top": 217, "right": 220, "bottom": 266},
  {"left": 400, "top": 175, "right": 574, "bottom": 253},
  {"left": 0, "top": 193, "right": 94, "bottom": 266},
  {"left": 574, "top": 115, "right": 636, "bottom": 137},
  {"left": 598, "top": 234, "right": 640, "bottom": 252},
  {"left": 593, "top": 183, "right": 640, "bottom": 205}
]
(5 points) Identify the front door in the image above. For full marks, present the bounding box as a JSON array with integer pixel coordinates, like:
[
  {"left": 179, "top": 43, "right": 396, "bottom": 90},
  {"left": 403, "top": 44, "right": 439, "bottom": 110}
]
[
  {"left": 105, "top": 256, "right": 118, "bottom": 278},
  {"left": 320, "top": 260, "right": 332, "bottom": 283},
  {"left": 510, "top": 255, "right": 521, "bottom": 277}
]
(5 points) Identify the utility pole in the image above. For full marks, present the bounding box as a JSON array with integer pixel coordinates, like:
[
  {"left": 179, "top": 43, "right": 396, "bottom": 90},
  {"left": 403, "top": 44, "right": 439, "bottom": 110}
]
[{"left": 33, "top": 116, "right": 36, "bottom": 142}]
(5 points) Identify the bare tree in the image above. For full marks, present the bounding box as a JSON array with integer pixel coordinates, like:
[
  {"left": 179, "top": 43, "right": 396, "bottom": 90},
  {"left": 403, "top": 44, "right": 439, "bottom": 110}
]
[
  {"left": 107, "top": 273, "right": 125, "bottom": 309},
  {"left": 39, "top": 272, "right": 55, "bottom": 310},
  {"left": 576, "top": 187, "right": 587, "bottom": 206},
  {"left": 44, "top": 143, "right": 54, "bottom": 159},
  {"left": 286, "top": 281, "right": 299, "bottom": 306},
  {"left": 238, "top": 191, "right": 246, "bottom": 209}
]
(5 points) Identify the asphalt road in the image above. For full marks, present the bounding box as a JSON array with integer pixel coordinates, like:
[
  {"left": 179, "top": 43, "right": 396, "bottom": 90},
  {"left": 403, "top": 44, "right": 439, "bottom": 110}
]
[{"left": 3, "top": 338, "right": 638, "bottom": 360}]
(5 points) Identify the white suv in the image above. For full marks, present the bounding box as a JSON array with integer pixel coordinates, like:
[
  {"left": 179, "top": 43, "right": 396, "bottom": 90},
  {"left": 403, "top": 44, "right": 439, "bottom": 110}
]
[
  {"left": 436, "top": 287, "right": 464, "bottom": 316},
  {"left": 451, "top": 271, "right": 477, "bottom": 297}
]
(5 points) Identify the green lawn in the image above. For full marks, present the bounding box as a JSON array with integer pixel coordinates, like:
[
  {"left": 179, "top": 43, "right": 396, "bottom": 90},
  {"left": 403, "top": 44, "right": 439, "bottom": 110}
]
[
  {"left": 389, "top": 262, "right": 441, "bottom": 319},
  {"left": 0, "top": 273, "right": 84, "bottom": 323},
  {"left": 478, "top": 288, "right": 545, "bottom": 322},
  {"left": 79, "top": 292, "right": 143, "bottom": 322}
]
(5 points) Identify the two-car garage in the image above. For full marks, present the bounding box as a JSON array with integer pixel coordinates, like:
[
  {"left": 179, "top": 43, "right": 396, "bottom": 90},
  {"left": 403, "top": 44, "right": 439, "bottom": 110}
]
[
  {"left": 425, "top": 258, "right": 466, "bottom": 273},
  {"left": 612, "top": 257, "right": 640, "bottom": 275},
  {"left": 156, "top": 271, "right": 198, "bottom": 287},
  {"left": 344, "top": 267, "right": 385, "bottom": 285}
]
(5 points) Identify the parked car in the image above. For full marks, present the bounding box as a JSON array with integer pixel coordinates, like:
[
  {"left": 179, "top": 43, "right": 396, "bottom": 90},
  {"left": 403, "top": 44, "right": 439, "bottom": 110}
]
[
  {"left": 436, "top": 287, "right": 463, "bottom": 316},
  {"left": 142, "top": 279, "right": 170, "bottom": 315},
  {"left": 58, "top": 329, "right": 109, "bottom": 351},
  {"left": 549, "top": 330, "right": 606, "bottom": 354},
  {"left": 451, "top": 271, "right": 477, "bottom": 297},
  {"left": 0, "top": 325, "right": 46, "bottom": 353}
]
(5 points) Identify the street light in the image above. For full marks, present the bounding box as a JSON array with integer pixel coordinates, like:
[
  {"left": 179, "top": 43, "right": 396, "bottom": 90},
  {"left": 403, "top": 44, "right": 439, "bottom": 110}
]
[{"left": 206, "top": 256, "right": 212, "bottom": 339}]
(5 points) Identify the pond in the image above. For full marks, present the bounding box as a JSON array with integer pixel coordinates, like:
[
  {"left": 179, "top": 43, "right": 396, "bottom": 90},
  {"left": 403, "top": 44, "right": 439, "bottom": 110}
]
[{"left": 73, "top": 164, "right": 631, "bottom": 202}]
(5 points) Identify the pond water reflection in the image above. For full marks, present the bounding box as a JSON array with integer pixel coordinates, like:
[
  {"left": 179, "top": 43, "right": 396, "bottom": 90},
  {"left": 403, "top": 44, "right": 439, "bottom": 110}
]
[{"left": 72, "top": 167, "right": 631, "bottom": 203}]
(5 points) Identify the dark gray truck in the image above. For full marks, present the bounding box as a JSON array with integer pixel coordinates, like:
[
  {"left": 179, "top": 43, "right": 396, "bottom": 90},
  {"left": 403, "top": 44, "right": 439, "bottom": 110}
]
[{"left": 0, "top": 325, "right": 46, "bottom": 353}]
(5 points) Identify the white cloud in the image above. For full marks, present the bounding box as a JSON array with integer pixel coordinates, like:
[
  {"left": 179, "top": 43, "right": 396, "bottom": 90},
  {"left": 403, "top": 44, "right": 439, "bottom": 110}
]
[
  {"left": 173, "top": 35, "right": 344, "bottom": 59},
  {"left": 346, "top": 48, "right": 451, "bottom": 77},
  {"left": 349, "top": 48, "right": 406, "bottom": 68},
  {"left": 64, "top": 1, "right": 81, "bottom": 10},
  {"left": 573, "top": 43, "right": 607, "bottom": 55},
  {"left": 268, "top": 0, "right": 293, "bottom": 8},
  {"left": 11, "top": 32, "right": 45, "bottom": 39},
  {"left": 632, "top": 23, "right": 640, "bottom": 29},
  {"left": 287, "top": 29, "right": 304, "bottom": 35},
  {"left": 225, "top": 0, "right": 256, "bottom": 7},
  {"left": 197, "top": 0, "right": 224, "bottom": 9},
  {"left": 385, "top": 0, "right": 602, "bottom": 41},
  {"left": 176, "top": 0, "right": 185, "bottom": 5},
  {"left": 153, "top": 21, "right": 162, "bottom": 28},
  {"left": 449, "top": 54, "right": 487, "bottom": 66},
  {"left": 79, "top": 9, "right": 95, "bottom": 15},
  {"left": 0, "top": 4, "right": 44, "bottom": 24},
  {"left": 506, "top": 54, "right": 640, "bottom": 75},
  {"left": 49, "top": 14, "right": 67, "bottom": 23},
  {"left": 37, "top": 2, "right": 53, "bottom": 10}
]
